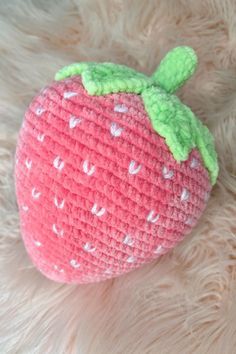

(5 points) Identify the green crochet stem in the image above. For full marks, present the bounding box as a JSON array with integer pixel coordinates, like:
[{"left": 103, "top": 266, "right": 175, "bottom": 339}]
[{"left": 55, "top": 46, "right": 219, "bottom": 185}]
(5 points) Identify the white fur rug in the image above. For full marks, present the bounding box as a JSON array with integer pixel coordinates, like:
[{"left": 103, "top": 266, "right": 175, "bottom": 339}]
[{"left": 0, "top": 1, "right": 236, "bottom": 353}]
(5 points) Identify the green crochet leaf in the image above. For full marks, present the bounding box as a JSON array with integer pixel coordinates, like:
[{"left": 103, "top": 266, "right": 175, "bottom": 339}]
[
  {"left": 152, "top": 46, "right": 198, "bottom": 94},
  {"left": 142, "top": 86, "right": 218, "bottom": 185},
  {"left": 55, "top": 47, "right": 197, "bottom": 95},
  {"left": 55, "top": 62, "right": 151, "bottom": 95},
  {"left": 55, "top": 62, "right": 96, "bottom": 81}
]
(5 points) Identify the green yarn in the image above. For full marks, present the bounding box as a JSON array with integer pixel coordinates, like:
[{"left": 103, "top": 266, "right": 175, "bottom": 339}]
[
  {"left": 55, "top": 46, "right": 218, "bottom": 185},
  {"left": 56, "top": 62, "right": 152, "bottom": 95},
  {"left": 55, "top": 62, "right": 96, "bottom": 81},
  {"left": 152, "top": 46, "right": 198, "bottom": 94}
]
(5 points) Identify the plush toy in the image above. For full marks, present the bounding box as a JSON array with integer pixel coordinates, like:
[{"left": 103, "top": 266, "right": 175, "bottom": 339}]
[{"left": 15, "top": 46, "right": 218, "bottom": 284}]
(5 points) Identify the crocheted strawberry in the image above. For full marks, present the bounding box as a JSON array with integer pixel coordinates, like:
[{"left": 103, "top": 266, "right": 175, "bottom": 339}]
[{"left": 15, "top": 47, "right": 218, "bottom": 284}]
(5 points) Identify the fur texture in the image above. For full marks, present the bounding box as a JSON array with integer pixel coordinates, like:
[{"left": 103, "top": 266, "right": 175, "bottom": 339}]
[{"left": 0, "top": 0, "right": 236, "bottom": 353}]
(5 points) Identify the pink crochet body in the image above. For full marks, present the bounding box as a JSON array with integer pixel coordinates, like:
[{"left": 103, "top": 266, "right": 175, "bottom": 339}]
[{"left": 15, "top": 76, "right": 211, "bottom": 284}]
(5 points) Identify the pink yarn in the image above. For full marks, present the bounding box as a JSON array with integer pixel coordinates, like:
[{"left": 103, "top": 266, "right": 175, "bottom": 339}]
[{"left": 15, "top": 76, "right": 211, "bottom": 284}]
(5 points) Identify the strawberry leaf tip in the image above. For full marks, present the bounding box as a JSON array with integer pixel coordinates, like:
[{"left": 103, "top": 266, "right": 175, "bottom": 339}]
[{"left": 152, "top": 46, "right": 198, "bottom": 94}]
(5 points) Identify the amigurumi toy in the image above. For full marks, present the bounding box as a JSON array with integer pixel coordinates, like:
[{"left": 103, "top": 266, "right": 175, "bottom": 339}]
[{"left": 15, "top": 46, "right": 219, "bottom": 284}]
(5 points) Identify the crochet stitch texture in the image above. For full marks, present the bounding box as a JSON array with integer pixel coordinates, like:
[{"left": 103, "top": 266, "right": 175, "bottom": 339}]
[{"left": 15, "top": 47, "right": 218, "bottom": 283}]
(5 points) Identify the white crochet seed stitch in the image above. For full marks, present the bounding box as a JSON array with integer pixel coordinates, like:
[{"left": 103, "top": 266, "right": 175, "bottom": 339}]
[
  {"left": 110, "top": 122, "right": 123, "bottom": 137},
  {"left": 53, "top": 265, "right": 64, "bottom": 273},
  {"left": 91, "top": 203, "right": 106, "bottom": 217},
  {"left": 147, "top": 210, "right": 160, "bottom": 223},
  {"left": 123, "top": 235, "right": 134, "bottom": 246},
  {"left": 70, "top": 259, "right": 81, "bottom": 268},
  {"left": 63, "top": 92, "right": 77, "bottom": 99},
  {"left": 83, "top": 160, "right": 96, "bottom": 176},
  {"left": 114, "top": 104, "right": 128, "bottom": 113},
  {"left": 22, "top": 205, "right": 29, "bottom": 212},
  {"left": 83, "top": 242, "right": 96, "bottom": 253},
  {"left": 154, "top": 245, "right": 163, "bottom": 254},
  {"left": 37, "top": 133, "right": 45, "bottom": 142},
  {"left": 104, "top": 268, "right": 112, "bottom": 274},
  {"left": 190, "top": 157, "right": 199, "bottom": 169},
  {"left": 53, "top": 156, "right": 65, "bottom": 171},
  {"left": 31, "top": 187, "right": 41, "bottom": 199},
  {"left": 35, "top": 107, "right": 45, "bottom": 116},
  {"left": 127, "top": 255, "right": 136, "bottom": 263},
  {"left": 54, "top": 196, "right": 65, "bottom": 209},
  {"left": 162, "top": 166, "right": 174, "bottom": 179},
  {"left": 25, "top": 158, "right": 32, "bottom": 170},
  {"left": 52, "top": 224, "right": 64, "bottom": 237},
  {"left": 34, "top": 240, "right": 42, "bottom": 247},
  {"left": 181, "top": 188, "right": 190, "bottom": 202},
  {"left": 69, "top": 116, "right": 81, "bottom": 129},
  {"left": 129, "top": 160, "right": 142, "bottom": 175},
  {"left": 185, "top": 217, "right": 193, "bottom": 225}
]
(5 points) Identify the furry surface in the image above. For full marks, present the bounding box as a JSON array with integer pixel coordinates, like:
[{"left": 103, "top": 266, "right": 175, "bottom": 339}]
[{"left": 0, "top": 0, "right": 236, "bottom": 353}]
